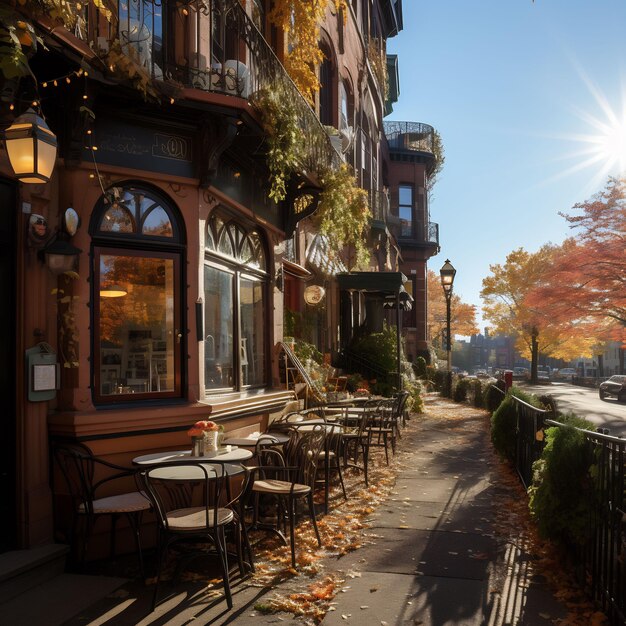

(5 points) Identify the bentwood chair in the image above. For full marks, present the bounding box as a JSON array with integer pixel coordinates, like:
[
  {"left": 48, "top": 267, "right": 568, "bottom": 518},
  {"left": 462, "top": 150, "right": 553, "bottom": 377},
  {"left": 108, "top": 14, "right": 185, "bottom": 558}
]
[
  {"left": 247, "top": 426, "right": 325, "bottom": 568},
  {"left": 340, "top": 403, "right": 376, "bottom": 487},
  {"left": 137, "top": 460, "right": 250, "bottom": 611},
  {"left": 52, "top": 442, "right": 151, "bottom": 576}
]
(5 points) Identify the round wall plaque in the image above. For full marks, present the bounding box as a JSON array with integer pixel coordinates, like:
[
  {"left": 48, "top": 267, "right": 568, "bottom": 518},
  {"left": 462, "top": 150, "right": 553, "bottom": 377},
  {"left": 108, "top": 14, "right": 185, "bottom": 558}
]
[{"left": 304, "top": 285, "right": 326, "bottom": 306}]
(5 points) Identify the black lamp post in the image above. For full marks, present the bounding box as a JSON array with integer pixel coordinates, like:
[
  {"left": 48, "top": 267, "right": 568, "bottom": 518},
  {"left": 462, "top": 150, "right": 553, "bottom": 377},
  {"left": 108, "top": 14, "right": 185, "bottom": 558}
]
[{"left": 440, "top": 259, "right": 456, "bottom": 396}]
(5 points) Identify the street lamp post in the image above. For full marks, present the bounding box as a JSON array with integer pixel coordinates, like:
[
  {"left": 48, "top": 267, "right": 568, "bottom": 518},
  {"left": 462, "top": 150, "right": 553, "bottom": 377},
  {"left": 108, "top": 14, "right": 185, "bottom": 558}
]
[{"left": 440, "top": 259, "right": 456, "bottom": 397}]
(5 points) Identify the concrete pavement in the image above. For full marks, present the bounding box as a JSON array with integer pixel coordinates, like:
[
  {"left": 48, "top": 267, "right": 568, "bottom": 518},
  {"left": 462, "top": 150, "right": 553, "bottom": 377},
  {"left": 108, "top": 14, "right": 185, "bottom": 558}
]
[{"left": 4, "top": 395, "right": 575, "bottom": 625}]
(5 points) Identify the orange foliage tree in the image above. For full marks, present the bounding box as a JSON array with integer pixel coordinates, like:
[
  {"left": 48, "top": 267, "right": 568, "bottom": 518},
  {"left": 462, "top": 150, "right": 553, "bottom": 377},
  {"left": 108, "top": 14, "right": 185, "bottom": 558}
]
[
  {"left": 268, "top": 0, "right": 347, "bottom": 104},
  {"left": 526, "top": 177, "right": 625, "bottom": 346},
  {"left": 426, "top": 270, "right": 479, "bottom": 350},
  {"left": 481, "top": 246, "right": 597, "bottom": 382}
]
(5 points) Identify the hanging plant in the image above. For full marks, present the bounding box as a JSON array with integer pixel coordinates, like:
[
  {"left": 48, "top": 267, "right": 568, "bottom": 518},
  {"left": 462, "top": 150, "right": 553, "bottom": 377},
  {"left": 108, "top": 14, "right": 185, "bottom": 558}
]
[
  {"left": 427, "top": 129, "right": 445, "bottom": 193},
  {"left": 269, "top": 0, "right": 347, "bottom": 105},
  {"left": 315, "top": 163, "right": 370, "bottom": 269},
  {"left": 251, "top": 87, "right": 305, "bottom": 202}
]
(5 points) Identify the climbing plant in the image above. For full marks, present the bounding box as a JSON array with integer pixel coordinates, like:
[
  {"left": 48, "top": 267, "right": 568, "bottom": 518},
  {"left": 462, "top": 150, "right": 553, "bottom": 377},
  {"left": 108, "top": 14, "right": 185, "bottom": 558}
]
[
  {"left": 315, "top": 163, "right": 370, "bottom": 269},
  {"left": 251, "top": 87, "right": 305, "bottom": 202},
  {"left": 268, "top": 0, "right": 347, "bottom": 104}
]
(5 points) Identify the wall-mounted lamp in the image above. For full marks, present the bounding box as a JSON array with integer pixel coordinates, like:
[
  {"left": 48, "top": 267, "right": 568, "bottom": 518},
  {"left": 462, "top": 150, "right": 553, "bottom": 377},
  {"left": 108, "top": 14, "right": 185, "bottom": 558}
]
[
  {"left": 100, "top": 284, "right": 128, "bottom": 298},
  {"left": 4, "top": 108, "right": 57, "bottom": 184},
  {"left": 42, "top": 236, "right": 82, "bottom": 274}
]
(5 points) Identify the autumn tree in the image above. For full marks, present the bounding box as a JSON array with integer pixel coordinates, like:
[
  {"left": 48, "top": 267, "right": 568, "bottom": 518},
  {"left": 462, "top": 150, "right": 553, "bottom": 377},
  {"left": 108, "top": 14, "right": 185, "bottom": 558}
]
[
  {"left": 526, "top": 177, "right": 626, "bottom": 348},
  {"left": 426, "top": 269, "right": 479, "bottom": 354},
  {"left": 481, "top": 246, "right": 597, "bottom": 383}
]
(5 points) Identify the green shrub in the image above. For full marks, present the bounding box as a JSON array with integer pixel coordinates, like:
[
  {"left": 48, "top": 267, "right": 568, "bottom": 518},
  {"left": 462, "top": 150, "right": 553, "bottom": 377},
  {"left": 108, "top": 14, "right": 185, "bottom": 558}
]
[
  {"left": 345, "top": 373, "right": 365, "bottom": 392},
  {"left": 293, "top": 339, "right": 322, "bottom": 365},
  {"left": 414, "top": 356, "right": 427, "bottom": 378},
  {"left": 471, "top": 379, "right": 484, "bottom": 408},
  {"left": 453, "top": 377, "right": 471, "bottom": 403},
  {"left": 491, "top": 386, "right": 541, "bottom": 462},
  {"left": 528, "top": 413, "right": 596, "bottom": 546},
  {"left": 405, "top": 379, "right": 424, "bottom": 413},
  {"left": 485, "top": 382, "right": 505, "bottom": 413},
  {"left": 431, "top": 368, "right": 446, "bottom": 392}
]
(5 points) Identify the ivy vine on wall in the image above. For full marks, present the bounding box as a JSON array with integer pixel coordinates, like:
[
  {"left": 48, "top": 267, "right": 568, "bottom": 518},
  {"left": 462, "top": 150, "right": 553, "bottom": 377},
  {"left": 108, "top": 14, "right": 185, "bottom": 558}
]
[
  {"left": 251, "top": 87, "right": 305, "bottom": 202},
  {"left": 315, "top": 163, "right": 370, "bottom": 270}
]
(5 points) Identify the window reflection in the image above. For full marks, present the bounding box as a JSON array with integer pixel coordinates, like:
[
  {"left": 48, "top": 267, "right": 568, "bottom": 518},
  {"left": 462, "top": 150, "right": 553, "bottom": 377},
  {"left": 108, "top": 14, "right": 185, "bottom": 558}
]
[
  {"left": 204, "top": 266, "right": 234, "bottom": 389},
  {"left": 240, "top": 278, "right": 265, "bottom": 386},
  {"left": 99, "top": 254, "right": 175, "bottom": 396}
]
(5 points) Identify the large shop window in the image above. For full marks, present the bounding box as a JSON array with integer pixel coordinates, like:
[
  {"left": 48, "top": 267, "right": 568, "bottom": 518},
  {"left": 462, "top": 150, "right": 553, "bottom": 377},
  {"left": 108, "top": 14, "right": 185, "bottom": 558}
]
[
  {"left": 91, "top": 185, "right": 185, "bottom": 404},
  {"left": 204, "top": 213, "right": 267, "bottom": 392}
]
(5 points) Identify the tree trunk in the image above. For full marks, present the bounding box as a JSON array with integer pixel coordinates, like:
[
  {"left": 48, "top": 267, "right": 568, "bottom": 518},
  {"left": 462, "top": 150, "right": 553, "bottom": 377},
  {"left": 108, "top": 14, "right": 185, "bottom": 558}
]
[{"left": 530, "top": 330, "right": 539, "bottom": 384}]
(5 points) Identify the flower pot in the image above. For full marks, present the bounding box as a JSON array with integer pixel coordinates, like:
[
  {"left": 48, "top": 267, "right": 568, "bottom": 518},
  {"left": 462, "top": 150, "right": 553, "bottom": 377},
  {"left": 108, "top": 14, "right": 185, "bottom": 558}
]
[{"left": 203, "top": 430, "right": 220, "bottom": 453}]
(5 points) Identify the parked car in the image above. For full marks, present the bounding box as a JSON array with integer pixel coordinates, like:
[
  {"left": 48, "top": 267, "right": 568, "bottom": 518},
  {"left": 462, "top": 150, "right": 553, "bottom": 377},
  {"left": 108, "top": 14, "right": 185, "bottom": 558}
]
[
  {"left": 513, "top": 367, "right": 529, "bottom": 380},
  {"left": 556, "top": 368, "right": 577, "bottom": 381},
  {"left": 599, "top": 375, "right": 626, "bottom": 402},
  {"left": 536, "top": 367, "right": 551, "bottom": 382}
]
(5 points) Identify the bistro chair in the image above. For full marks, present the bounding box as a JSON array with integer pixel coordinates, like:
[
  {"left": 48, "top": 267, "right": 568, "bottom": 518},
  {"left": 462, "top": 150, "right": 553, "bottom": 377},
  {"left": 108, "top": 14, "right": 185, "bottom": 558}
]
[
  {"left": 247, "top": 426, "right": 325, "bottom": 568},
  {"left": 315, "top": 421, "right": 347, "bottom": 512},
  {"left": 367, "top": 398, "right": 397, "bottom": 464},
  {"left": 51, "top": 442, "right": 151, "bottom": 576},
  {"left": 340, "top": 403, "right": 377, "bottom": 487},
  {"left": 136, "top": 459, "right": 251, "bottom": 611}
]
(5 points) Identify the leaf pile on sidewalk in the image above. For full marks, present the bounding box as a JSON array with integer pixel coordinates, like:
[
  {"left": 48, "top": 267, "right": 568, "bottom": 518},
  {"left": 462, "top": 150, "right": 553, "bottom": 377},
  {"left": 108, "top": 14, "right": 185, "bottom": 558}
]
[{"left": 426, "top": 395, "right": 608, "bottom": 626}]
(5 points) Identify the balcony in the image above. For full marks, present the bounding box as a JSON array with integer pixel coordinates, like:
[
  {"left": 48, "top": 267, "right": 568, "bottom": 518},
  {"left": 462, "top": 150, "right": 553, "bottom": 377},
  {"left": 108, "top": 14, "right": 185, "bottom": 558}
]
[
  {"left": 67, "top": 0, "right": 339, "bottom": 179},
  {"left": 370, "top": 190, "right": 390, "bottom": 224},
  {"left": 383, "top": 121, "right": 435, "bottom": 155}
]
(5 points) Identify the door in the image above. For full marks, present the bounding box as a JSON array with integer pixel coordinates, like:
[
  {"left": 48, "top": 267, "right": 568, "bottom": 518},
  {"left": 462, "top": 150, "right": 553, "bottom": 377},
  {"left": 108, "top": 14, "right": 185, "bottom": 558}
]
[{"left": 0, "top": 180, "right": 16, "bottom": 552}]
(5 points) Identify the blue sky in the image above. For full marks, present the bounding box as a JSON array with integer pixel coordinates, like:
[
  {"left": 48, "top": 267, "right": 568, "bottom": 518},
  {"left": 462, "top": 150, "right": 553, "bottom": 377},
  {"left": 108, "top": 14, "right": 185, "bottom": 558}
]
[{"left": 387, "top": 0, "right": 626, "bottom": 333}]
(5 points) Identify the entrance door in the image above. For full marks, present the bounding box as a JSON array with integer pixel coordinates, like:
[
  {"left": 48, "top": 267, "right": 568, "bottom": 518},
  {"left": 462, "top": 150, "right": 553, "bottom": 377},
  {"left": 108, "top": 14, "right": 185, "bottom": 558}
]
[{"left": 0, "top": 180, "right": 17, "bottom": 552}]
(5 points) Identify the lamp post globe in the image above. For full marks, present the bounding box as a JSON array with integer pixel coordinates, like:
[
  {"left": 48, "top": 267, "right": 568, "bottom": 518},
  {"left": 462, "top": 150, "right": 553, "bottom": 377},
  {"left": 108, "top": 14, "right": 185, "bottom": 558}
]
[{"left": 439, "top": 259, "right": 456, "bottom": 396}]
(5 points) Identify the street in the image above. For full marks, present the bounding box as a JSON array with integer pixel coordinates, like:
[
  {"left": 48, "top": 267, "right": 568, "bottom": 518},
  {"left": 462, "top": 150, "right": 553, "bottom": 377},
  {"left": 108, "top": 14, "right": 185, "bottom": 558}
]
[{"left": 522, "top": 382, "right": 626, "bottom": 436}]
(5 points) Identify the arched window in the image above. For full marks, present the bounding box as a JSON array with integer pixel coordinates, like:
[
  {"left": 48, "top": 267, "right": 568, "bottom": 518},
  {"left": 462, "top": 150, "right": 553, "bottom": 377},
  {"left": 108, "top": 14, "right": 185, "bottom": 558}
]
[
  {"left": 319, "top": 43, "right": 336, "bottom": 127},
  {"left": 90, "top": 184, "right": 185, "bottom": 404},
  {"left": 204, "top": 211, "right": 268, "bottom": 391}
]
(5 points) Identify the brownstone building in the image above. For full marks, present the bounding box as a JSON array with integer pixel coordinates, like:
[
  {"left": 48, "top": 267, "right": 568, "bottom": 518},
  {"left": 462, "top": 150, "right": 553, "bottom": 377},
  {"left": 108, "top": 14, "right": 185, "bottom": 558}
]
[{"left": 0, "top": 0, "right": 440, "bottom": 568}]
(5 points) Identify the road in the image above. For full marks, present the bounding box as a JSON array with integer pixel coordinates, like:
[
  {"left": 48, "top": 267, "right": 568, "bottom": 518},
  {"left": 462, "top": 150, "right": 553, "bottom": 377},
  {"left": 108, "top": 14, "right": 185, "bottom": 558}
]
[{"left": 521, "top": 381, "right": 626, "bottom": 436}]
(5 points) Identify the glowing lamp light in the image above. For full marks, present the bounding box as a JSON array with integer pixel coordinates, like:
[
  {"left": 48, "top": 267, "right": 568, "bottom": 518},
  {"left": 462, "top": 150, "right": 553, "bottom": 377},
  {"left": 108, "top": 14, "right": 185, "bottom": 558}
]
[
  {"left": 4, "top": 108, "right": 57, "bottom": 183},
  {"left": 439, "top": 259, "right": 456, "bottom": 295},
  {"left": 100, "top": 284, "right": 128, "bottom": 298}
]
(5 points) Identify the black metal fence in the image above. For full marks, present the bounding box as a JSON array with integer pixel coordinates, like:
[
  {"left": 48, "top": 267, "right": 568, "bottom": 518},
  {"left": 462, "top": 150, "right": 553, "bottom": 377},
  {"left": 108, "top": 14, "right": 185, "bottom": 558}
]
[{"left": 511, "top": 395, "right": 626, "bottom": 624}]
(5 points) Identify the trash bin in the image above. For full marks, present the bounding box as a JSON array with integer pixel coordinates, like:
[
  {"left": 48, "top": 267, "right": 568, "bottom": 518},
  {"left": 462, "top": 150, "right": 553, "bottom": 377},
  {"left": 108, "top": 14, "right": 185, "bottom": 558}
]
[{"left": 504, "top": 369, "right": 513, "bottom": 391}]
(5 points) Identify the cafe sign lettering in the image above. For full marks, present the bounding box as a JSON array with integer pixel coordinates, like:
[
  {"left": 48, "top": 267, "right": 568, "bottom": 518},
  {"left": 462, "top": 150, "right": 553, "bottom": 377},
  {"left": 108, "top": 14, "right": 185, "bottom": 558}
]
[{"left": 304, "top": 285, "right": 326, "bottom": 306}]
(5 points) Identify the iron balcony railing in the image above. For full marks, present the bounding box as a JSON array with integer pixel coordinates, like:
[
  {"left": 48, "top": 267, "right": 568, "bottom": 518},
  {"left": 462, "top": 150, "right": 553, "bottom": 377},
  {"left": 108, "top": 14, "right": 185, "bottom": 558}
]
[
  {"left": 370, "top": 190, "right": 390, "bottom": 223},
  {"left": 383, "top": 121, "right": 435, "bottom": 154},
  {"left": 75, "top": 0, "right": 339, "bottom": 175},
  {"left": 511, "top": 395, "right": 626, "bottom": 624}
]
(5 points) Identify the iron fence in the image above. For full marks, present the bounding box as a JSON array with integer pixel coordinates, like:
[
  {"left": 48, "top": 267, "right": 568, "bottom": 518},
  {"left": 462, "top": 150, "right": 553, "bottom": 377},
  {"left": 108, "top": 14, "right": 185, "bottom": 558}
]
[
  {"left": 383, "top": 121, "right": 435, "bottom": 154},
  {"left": 511, "top": 395, "right": 626, "bottom": 624}
]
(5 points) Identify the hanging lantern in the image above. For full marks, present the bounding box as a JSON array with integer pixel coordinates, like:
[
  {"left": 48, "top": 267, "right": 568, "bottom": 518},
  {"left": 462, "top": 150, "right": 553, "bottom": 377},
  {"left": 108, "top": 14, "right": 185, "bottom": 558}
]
[{"left": 4, "top": 108, "right": 57, "bottom": 183}]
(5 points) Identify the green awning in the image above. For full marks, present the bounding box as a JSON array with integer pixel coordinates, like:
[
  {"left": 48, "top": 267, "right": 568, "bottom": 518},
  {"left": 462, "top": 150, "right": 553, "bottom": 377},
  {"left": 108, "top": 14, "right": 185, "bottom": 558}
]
[{"left": 336, "top": 271, "right": 407, "bottom": 293}]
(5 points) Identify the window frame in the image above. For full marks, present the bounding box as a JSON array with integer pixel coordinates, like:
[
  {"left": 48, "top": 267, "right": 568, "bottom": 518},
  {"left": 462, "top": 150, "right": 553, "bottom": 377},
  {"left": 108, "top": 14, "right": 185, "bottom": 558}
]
[
  {"left": 90, "top": 184, "right": 186, "bottom": 405},
  {"left": 398, "top": 183, "right": 414, "bottom": 238},
  {"left": 203, "top": 213, "right": 269, "bottom": 394}
]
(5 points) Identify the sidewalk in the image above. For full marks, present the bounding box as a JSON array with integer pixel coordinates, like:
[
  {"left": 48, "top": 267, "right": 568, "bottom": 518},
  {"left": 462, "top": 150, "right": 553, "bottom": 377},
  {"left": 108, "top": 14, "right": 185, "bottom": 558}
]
[{"left": 4, "top": 395, "right": 572, "bottom": 625}]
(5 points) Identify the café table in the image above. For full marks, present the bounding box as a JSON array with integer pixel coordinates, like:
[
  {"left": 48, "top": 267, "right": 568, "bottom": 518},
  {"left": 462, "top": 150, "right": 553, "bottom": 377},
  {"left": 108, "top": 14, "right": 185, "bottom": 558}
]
[
  {"left": 132, "top": 447, "right": 253, "bottom": 480},
  {"left": 223, "top": 431, "right": 290, "bottom": 449}
]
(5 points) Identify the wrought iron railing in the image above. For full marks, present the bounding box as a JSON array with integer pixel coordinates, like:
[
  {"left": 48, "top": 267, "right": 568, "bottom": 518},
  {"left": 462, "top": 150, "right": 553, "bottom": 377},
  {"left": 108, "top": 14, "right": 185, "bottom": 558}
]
[
  {"left": 75, "top": 0, "right": 339, "bottom": 175},
  {"left": 370, "top": 190, "right": 390, "bottom": 223},
  {"left": 511, "top": 395, "right": 626, "bottom": 624},
  {"left": 383, "top": 121, "right": 435, "bottom": 154},
  {"left": 426, "top": 221, "right": 439, "bottom": 246}
]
